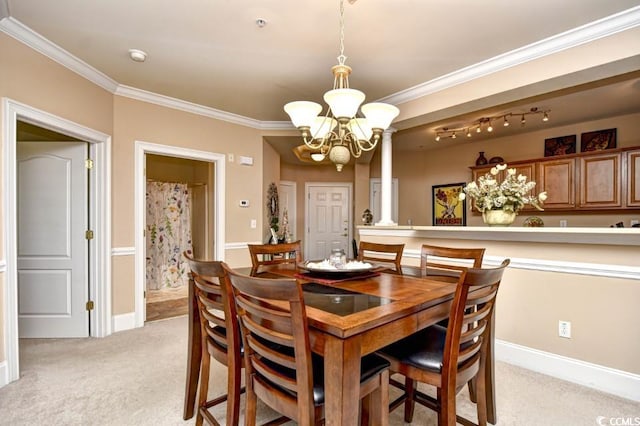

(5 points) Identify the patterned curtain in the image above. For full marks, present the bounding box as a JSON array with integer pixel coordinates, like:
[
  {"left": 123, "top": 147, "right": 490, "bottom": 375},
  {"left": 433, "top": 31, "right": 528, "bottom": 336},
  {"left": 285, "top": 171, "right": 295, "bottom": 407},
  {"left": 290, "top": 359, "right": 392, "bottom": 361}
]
[{"left": 146, "top": 182, "right": 192, "bottom": 290}]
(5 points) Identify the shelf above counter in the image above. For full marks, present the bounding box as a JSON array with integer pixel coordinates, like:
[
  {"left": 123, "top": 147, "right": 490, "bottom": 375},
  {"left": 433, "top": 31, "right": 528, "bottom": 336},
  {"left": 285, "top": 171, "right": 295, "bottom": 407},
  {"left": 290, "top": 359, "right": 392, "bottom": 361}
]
[{"left": 357, "top": 225, "right": 640, "bottom": 246}]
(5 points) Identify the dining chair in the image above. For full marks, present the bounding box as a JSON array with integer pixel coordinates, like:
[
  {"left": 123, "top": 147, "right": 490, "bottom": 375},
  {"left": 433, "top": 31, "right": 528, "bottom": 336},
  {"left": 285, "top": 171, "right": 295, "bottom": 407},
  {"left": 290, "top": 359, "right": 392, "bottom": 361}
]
[
  {"left": 420, "top": 244, "right": 486, "bottom": 281},
  {"left": 377, "top": 259, "right": 510, "bottom": 426},
  {"left": 247, "top": 240, "right": 303, "bottom": 275},
  {"left": 223, "top": 265, "right": 391, "bottom": 426},
  {"left": 184, "top": 253, "right": 243, "bottom": 426},
  {"left": 357, "top": 241, "right": 405, "bottom": 274}
]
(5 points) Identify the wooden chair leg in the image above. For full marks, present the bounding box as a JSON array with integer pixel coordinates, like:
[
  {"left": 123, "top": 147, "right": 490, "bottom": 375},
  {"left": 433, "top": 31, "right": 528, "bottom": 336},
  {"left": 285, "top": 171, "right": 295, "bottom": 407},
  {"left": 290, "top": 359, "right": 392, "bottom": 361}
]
[
  {"left": 439, "top": 385, "right": 457, "bottom": 426},
  {"left": 196, "top": 352, "right": 210, "bottom": 426},
  {"left": 226, "top": 362, "right": 242, "bottom": 426},
  {"left": 468, "top": 377, "right": 478, "bottom": 403},
  {"left": 360, "top": 394, "right": 371, "bottom": 426},
  {"left": 476, "top": 351, "right": 489, "bottom": 426},
  {"left": 183, "top": 281, "right": 202, "bottom": 420},
  {"left": 245, "top": 377, "right": 258, "bottom": 426},
  {"left": 404, "top": 377, "right": 416, "bottom": 423}
]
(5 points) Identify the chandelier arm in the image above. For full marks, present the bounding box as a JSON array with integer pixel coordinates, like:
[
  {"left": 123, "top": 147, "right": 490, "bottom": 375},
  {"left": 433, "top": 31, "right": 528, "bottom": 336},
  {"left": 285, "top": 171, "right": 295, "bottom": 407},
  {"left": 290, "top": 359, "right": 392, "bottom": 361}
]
[{"left": 302, "top": 135, "right": 330, "bottom": 151}]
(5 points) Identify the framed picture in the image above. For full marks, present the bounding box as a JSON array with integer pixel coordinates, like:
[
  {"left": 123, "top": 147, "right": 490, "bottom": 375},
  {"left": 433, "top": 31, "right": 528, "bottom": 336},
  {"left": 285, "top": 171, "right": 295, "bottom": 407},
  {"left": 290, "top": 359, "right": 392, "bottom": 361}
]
[
  {"left": 432, "top": 183, "right": 466, "bottom": 226},
  {"left": 544, "top": 135, "right": 576, "bottom": 157},
  {"left": 581, "top": 128, "right": 617, "bottom": 152}
]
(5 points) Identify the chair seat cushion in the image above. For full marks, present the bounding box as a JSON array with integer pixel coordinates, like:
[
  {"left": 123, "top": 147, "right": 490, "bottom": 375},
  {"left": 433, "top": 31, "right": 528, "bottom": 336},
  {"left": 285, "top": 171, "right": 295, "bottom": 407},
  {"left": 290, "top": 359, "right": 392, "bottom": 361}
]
[
  {"left": 264, "top": 353, "right": 390, "bottom": 405},
  {"left": 378, "top": 324, "right": 447, "bottom": 373}
]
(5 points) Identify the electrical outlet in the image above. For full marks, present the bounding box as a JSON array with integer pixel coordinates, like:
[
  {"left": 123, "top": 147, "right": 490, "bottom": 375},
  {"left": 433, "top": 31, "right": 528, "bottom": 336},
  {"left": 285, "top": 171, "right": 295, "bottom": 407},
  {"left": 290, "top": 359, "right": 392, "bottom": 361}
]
[
  {"left": 559, "top": 220, "right": 567, "bottom": 227},
  {"left": 558, "top": 320, "right": 571, "bottom": 338}
]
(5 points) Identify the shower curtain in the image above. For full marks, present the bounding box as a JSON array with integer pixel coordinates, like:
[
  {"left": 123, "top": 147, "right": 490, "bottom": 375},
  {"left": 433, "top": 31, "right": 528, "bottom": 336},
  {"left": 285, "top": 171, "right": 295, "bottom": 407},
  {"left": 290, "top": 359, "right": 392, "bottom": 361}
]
[{"left": 146, "top": 182, "right": 193, "bottom": 290}]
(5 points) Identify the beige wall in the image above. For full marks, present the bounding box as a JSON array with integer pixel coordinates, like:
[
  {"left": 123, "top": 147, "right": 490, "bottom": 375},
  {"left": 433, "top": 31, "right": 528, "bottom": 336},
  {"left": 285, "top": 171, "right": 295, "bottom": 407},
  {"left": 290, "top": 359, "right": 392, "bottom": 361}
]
[
  {"left": 373, "top": 112, "right": 640, "bottom": 227},
  {"left": 111, "top": 96, "right": 265, "bottom": 313},
  {"left": 280, "top": 163, "right": 357, "bottom": 244},
  {"left": 362, "top": 233, "right": 639, "bottom": 374},
  {"left": 0, "top": 33, "right": 115, "bottom": 362}
]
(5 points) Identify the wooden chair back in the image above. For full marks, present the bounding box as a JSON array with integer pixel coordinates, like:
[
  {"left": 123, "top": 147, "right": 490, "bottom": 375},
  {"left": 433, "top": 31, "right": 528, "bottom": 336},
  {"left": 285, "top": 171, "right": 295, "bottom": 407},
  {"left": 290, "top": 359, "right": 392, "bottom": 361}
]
[
  {"left": 357, "top": 241, "right": 405, "bottom": 273},
  {"left": 223, "top": 266, "right": 320, "bottom": 424},
  {"left": 247, "top": 240, "right": 303, "bottom": 275},
  {"left": 184, "top": 253, "right": 243, "bottom": 426},
  {"left": 420, "top": 244, "right": 485, "bottom": 281},
  {"left": 442, "top": 259, "right": 510, "bottom": 420}
]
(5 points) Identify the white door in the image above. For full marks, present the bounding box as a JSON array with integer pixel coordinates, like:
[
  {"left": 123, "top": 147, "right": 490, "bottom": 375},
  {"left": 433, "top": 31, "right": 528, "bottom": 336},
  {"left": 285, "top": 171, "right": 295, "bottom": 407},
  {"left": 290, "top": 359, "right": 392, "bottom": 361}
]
[
  {"left": 306, "top": 183, "right": 351, "bottom": 260},
  {"left": 370, "top": 178, "right": 399, "bottom": 224},
  {"left": 17, "top": 141, "right": 89, "bottom": 338},
  {"left": 279, "top": 181, "right": 296, "bottom": 240}
]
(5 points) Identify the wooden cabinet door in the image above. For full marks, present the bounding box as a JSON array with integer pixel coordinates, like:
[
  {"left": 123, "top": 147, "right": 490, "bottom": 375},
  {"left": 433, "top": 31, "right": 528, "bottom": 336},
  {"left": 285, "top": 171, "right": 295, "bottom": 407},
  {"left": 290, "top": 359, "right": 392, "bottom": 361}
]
[
  {"left": 578, "top": 153, "right": 621, "bottom": 208},
  {"left": 537, "top": 159, "right": 575, "bottom": 209},
  {"left": 627, "top": 150, "right": 640, "bottom": 207},
  {"left": 512, "top": 162, "right": 537, "bottom": 211}
]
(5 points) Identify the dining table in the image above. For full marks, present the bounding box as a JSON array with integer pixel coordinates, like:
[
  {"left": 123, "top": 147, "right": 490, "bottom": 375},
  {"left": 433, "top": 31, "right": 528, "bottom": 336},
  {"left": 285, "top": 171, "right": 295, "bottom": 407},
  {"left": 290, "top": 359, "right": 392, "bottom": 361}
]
[{"left": 183, "top": 264, "right": 499, "bottom": 425}]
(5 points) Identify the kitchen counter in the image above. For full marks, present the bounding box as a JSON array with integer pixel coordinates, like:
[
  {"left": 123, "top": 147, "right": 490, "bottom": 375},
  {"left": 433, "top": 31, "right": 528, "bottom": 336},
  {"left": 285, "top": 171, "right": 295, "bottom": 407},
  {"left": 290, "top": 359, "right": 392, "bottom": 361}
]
[{"left": 358, "top": 225, "right": 640, "bottom": 246}]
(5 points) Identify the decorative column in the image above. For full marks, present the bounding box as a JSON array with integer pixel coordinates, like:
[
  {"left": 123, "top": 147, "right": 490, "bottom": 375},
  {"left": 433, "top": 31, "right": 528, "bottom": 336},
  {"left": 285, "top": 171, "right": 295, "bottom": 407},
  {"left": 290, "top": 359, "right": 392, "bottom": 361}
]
[{"left": 375, "top": 128, "right": 397, "bottom": 226}]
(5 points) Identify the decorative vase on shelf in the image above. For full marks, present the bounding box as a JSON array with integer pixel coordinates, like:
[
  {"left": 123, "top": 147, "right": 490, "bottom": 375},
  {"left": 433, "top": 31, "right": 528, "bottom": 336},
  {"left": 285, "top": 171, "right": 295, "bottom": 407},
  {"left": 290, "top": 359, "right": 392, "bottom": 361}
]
[
  {"left": 475, "top": 152, "right": 488, "bottom": 166},
  {"left": 482, "top": 209, "right": 516, "bottom": 227}
]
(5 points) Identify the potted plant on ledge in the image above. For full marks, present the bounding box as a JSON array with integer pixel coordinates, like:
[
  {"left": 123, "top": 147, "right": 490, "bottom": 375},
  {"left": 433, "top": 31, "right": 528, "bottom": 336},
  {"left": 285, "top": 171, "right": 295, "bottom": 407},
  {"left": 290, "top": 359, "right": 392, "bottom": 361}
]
[{"left": 460, "top": 163, "right": 547, "bottom": 226}]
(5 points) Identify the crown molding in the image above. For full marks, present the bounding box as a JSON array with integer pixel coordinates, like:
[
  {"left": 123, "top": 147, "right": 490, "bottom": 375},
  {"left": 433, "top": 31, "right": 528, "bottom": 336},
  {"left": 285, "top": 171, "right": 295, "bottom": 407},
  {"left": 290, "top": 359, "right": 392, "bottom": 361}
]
[
  {"left": 115, "top": 85, "right": 266, "bottom": 128},
  {"left": 0, "top": 0, "right": 10, "bottom": 20},
  {"left": 380, "top": 5, "right": 640, "bottom": 106},
  {"left": 2, "top": 6, "right": 639, "bottom": 128},
  {"left": 0, "top": 16, "right": 118, "bottom": 93}
]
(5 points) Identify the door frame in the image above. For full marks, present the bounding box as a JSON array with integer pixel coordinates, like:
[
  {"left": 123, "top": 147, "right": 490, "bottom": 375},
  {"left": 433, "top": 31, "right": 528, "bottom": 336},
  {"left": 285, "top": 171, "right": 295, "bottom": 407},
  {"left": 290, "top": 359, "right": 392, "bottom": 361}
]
[
  {"left": 2, "top": 98, "right": 112, "bottom": 384},
  {"left": 134, "top": 141, "right": 225, "bottom": 328},
  {"left": 304, "top": 182, "right": 353, "bottom": 259}
]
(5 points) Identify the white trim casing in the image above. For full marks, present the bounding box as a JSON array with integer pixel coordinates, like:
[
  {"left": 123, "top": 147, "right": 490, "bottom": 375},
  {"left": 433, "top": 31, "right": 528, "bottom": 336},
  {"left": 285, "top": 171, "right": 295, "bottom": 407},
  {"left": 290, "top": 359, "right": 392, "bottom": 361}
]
[
  {"left": 111, "top": 247, "right": 135, "bottom": 256},
  {"left": 134, "top": 141, "right": 225, "bottom": 329},
  {"left": 400, "top": 248, "right": 640, "bottom": 280},
  {"left": 496, "top": 340, "right": 640, "bottom": 402},
  {"left": 0, "top": 360, "right": 7, "bottom": 387},
  {"left": 112, "top": 312, "right": 137, "bottom": 333},
  {"left": 2, "top": 98, "right": 112, "bottom": 385}
]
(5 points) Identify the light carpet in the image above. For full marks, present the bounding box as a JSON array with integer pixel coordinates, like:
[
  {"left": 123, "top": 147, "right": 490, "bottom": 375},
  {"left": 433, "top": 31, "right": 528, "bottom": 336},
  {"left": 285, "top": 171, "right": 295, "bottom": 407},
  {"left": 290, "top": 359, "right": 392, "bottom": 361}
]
[{"left": 1, "top": 315, "right": 637, "bottom": 425}]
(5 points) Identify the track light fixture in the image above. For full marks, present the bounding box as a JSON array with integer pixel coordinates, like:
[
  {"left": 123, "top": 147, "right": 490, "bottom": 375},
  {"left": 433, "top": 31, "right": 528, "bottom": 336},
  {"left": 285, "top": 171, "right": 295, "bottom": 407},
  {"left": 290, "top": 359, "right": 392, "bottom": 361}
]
[{"left": 434, "top": 107, "right": 550, "bottom": 141}]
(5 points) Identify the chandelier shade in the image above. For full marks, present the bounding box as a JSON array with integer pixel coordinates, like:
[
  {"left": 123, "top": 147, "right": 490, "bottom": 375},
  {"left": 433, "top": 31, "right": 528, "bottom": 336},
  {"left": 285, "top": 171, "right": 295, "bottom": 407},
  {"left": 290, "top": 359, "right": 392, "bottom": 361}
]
[
  {"left": 283, "top": 0, "right": 400, "bottom": 171},
  {"left": 362, "top": 102, "right": 400, "bottom": 130},
  {"left": 283, "top": 101, "right": 322, "bottom": 128},
  {"left": 324, "top": 88, "right": 365, "bottom": 119}
]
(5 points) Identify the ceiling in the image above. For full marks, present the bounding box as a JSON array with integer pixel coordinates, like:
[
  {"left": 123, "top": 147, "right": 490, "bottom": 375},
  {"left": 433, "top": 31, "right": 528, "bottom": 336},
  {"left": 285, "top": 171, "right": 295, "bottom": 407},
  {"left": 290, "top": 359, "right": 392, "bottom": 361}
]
[{"left": 3, "top": 0, "right": 640, "bottom": 162}]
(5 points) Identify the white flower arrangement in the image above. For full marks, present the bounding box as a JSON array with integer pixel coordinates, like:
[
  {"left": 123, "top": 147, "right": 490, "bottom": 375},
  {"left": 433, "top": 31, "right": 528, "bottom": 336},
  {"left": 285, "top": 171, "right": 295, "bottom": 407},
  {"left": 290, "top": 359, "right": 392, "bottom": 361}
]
[{"left": 460, "top": 164, "right": 547, "bottom": 213}]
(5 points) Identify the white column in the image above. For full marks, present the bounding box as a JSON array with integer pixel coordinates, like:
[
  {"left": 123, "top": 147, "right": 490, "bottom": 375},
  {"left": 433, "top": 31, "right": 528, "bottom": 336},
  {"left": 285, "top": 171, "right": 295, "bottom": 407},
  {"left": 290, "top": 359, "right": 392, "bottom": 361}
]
[{"left": 375, "top": 128, "right": 397, "bottom": 226}]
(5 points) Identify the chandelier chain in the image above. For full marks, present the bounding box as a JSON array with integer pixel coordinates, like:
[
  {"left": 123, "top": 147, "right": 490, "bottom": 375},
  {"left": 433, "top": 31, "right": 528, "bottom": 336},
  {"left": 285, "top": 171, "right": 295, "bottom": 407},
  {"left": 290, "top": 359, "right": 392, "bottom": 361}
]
[{"left": 337, "top": 0, "right": 346, "bottom": 66}]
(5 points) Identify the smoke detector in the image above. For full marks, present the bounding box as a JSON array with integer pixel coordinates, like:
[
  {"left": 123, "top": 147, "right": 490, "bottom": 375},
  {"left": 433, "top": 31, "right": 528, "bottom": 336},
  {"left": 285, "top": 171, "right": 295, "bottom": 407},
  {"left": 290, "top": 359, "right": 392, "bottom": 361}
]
[{"left": 128, "top": 49, "right": 147, "bottom": 62}]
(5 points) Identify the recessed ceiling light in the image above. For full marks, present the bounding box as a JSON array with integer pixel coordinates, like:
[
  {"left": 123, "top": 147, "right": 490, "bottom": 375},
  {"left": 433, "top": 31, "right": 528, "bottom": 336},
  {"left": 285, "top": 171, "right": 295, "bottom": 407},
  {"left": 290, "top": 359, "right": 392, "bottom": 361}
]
[
  {"left": 128, "top": 49, "right": 147, "bottom": 62},
  {"left": 256, "top": 18, "right": 267, "bottom": 28}
]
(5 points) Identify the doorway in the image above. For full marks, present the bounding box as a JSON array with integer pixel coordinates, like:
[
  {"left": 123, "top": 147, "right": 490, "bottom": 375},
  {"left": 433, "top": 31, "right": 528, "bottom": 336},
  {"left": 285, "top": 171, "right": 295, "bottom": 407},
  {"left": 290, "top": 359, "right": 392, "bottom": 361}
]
[
  {"left": 304, "top": 182, "right": 353, "bottom": 260},
  {"left": 144, "top": 154, "right": 213, "bottom": 322},
  {"left": 3, "top": 98, "right": 112, "bottom": 385},
  {"left": 17, "top": 139, "right": 91, "bottom": 337},
  {"left": 134, "top": 141, "right": 226, "bottom": 328}
]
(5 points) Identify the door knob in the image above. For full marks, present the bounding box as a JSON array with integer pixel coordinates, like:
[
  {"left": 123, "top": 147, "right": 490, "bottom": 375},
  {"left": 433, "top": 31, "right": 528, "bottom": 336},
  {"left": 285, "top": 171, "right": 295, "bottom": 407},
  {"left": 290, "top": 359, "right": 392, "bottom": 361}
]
[{"left": 341, "top": 233, "right": 347, "bottom": 237}]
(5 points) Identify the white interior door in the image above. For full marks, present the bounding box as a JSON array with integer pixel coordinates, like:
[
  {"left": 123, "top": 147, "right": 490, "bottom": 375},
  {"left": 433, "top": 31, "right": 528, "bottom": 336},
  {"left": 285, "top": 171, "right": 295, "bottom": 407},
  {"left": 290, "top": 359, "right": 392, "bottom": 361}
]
[
  {"left": 305, "top": 183, "right": 351, "bottom": 260},
  {"left": 17, "top": 141, "right": 89, "bottom": 338},
  {"left": 370, "top": 178, "right": 399, "bottom": 224}
]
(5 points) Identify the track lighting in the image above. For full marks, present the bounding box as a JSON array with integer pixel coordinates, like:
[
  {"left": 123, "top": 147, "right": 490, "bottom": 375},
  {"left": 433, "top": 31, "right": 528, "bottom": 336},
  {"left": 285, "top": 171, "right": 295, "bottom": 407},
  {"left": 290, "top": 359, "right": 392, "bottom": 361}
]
[{"left": 434, "top": 107, "right": 550, "bottom": 141}]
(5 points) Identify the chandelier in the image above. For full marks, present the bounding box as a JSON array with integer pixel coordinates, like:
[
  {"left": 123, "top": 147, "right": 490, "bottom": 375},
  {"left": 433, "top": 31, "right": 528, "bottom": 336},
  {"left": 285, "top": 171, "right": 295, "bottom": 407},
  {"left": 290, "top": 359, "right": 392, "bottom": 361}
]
[
  {"left": 284, "top": 0, "right": 400, "bottom": 171},
  {"left": 434, "top": 107, "right": 550, "bottom": 141}
]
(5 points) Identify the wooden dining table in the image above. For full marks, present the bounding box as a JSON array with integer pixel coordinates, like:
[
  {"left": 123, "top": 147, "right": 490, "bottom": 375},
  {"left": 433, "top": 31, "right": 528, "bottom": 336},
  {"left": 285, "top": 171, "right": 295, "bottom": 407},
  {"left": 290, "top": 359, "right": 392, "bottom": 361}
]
[{"left": 183, "top": 265, "right": 498, "bottom": 425}]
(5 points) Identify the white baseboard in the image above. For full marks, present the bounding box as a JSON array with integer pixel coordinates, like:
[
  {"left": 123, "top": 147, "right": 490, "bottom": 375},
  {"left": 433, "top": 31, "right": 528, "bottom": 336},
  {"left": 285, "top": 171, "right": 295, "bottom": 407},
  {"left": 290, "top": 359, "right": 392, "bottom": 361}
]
[
  {"left": 112, "top": 312, "right": 136, "bottom": 333},
  {"left": 496, "top": 339, "right": 640, "bottom": 402},
  {"left": 0, "top": 360, "right": 8, "bottom": 388}
]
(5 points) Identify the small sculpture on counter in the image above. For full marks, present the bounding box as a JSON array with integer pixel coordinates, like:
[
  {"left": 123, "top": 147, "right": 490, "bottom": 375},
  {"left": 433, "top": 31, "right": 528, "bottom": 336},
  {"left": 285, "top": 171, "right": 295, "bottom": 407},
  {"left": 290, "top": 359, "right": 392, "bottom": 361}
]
[
  {"left": 280, "top": 208, "right": 292, "bottom": 243},
  {"left": 362, "top": 208, "right": 373, "bottom": 226}
]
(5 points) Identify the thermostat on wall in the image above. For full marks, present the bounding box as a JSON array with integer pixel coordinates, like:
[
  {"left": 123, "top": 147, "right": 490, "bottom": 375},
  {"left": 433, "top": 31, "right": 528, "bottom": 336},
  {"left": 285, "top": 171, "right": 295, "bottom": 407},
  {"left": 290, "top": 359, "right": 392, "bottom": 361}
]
[
  {"left": 238, "top": 156, "right": 254, "bottom": 166},
  {"left": 239, "top": 200, "right": 249, "bottom": 207}
]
